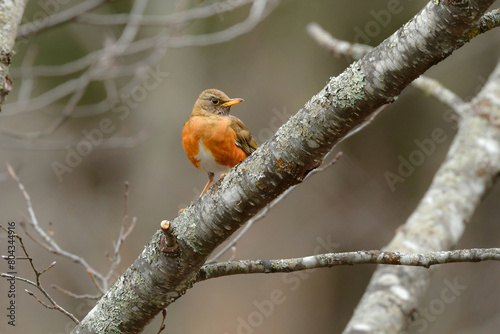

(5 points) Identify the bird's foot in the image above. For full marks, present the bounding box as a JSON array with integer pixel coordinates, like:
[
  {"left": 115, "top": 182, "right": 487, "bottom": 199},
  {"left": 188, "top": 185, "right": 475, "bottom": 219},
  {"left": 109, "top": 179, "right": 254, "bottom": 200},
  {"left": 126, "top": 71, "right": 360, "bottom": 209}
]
[{"left": 178, "top": 201, "right": 193, "bottom": 214}]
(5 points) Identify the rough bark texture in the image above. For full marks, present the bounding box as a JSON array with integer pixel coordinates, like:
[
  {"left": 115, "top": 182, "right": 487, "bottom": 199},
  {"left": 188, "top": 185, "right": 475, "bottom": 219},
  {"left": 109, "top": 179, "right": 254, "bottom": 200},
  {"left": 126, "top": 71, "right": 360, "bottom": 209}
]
[
  {"left": 343, "top": 59, "right": 500, "bottom": 334},
  {"left": 0, "top": 0, "right": 27, "bottom": 109},
  {"left": 71, "top": 1, "right": 496, "bottom": 333}
]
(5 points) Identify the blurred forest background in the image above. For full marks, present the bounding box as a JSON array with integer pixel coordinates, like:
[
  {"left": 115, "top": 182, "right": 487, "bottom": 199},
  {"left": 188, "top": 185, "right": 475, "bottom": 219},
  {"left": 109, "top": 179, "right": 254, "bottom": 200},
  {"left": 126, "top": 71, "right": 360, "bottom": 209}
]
[{"left": 1, "top": 0, "right": 500, "bottom": 333}]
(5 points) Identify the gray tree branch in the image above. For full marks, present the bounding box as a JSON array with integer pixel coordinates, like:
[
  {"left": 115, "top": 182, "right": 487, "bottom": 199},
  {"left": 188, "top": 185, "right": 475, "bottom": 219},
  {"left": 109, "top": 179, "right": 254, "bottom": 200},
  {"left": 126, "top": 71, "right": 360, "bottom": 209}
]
[
  {"left": 198, "top": 249, "right": 500, "bottom": 281},
  {"left": 70, "top": 1, "right": 497, "bottom": 333}
]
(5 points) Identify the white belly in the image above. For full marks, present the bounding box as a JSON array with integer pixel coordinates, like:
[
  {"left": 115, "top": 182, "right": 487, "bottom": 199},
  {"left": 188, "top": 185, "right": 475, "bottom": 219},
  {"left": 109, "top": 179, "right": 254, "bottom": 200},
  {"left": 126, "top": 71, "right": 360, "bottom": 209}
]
[{"left": 195, "top": 140, "right": 230, "bottom": 175}]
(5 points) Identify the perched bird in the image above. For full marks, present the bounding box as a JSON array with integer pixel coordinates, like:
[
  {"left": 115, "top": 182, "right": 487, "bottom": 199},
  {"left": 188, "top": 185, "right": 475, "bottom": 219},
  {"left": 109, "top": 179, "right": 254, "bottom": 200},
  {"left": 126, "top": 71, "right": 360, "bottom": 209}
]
[{"left": 182, "top": 89, "right": 258, "bottom": 197}]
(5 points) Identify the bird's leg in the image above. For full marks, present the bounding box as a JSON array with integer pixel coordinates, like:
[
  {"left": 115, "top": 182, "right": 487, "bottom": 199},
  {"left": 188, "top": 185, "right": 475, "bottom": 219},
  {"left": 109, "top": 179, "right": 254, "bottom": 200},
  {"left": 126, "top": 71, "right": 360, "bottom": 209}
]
[{"left": 200, "top": 172, "right": 215, "bottom": 197}]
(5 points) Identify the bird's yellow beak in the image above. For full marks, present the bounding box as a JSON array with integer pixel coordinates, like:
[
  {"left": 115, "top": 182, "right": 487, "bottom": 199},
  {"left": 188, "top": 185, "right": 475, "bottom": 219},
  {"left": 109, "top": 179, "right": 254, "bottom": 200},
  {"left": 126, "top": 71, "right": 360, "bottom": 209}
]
[{"left": 221, "top": 98, "right": 244, "bottom": 107}]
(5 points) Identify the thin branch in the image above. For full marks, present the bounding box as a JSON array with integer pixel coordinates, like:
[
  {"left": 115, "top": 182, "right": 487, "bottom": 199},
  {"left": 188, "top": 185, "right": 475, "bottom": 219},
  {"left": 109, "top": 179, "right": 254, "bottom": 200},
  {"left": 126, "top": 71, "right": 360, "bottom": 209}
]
[
  {"left": 7, "top": 32, "right": 166, "bottom": 80},
  {"left": 0, "top": 272, "right": 37, "bottom": 287},
  {"left": 156, "top": 309, "right": 167, "bottom": 334},
  {"left": 307, "top": 9, "right": 500, "bottom": 59},
  {"left": 31, "top": 0, "right": 148, "bottom": 138},
  {"left": 306, "top": 22, "right": 372, "bottom": 60},
  {"left": 7, "top": 0, "right": 276, "bottom": 82},
  {"left": 17, "top": 45, "right": 38, "bottom": 102},
  {"left": 1, "top": 75, "right": 89, "bottom": 117},
  {"left": 0, "top": 127, "right": 150, "bottom": 150},
  {"left": 19, "top": 220, "right": 54, "bottom": 251},
  {"left": 32, "top": 75, "right": 89, "bottom": 138},
  {"left": 6, "top": 163, "right": 106, "bottom": 287},
  {"left": 17, "top": 0, "right": 109, "bottom": 38},
  {"left": 104, "top": 216, "right": 137, "bottom": 284},
  {"left": 103, "top": 182, "right": 137, "bottom": 285},
  {"left": 25, "top": 289, "right": 58, "bottom": 308},
  {"left": 86, "top": 269, "right": 105, "bottom": 295},
  {"left": 198, "top": 248, "right": 500, "bottom": 281},
  {"left": 113, "top": 0, "right": 149, "bottom": 50},
  {"left": 6, "top": 0, "right": 150, "bottom": 139},
  {"left": 51, "top": 284, "right": 101, "bottom": 300},
  {"left": 0, "top": 224, "right": 79, "bottom": 323},
  {"left": 77, "top": 0, "right": 255, "bottom": 26},
  {"left": 163, "top": 0, "right": 278, "bottom": 47},
  {"left": 7, "top": 164, "right": 139, "bottom": 302},
  {"left": 8, "top": 1, "right": 275, "bottom": 80},
  {"left": 411, "top": 75, "right": 467, "bottom": 114}
]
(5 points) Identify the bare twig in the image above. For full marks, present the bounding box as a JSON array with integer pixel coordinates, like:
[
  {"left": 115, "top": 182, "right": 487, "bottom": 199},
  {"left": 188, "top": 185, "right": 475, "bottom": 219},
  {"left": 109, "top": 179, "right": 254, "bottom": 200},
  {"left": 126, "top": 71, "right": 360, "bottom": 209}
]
[
  {"left": 77, "top": 0, "right": 255, "bottom": 26},
  {"left": 86, "top": 269, "right": 105, "bottom": 295},
  {"left": 0, "top": 127, "right": 150, "bottom": 150},
  {"left": 7, "top": 163, "right": 138, "bottom": 300},
  {"left": 17, "top": 45, "right": 38, "bottom": 102},
  {"left": 51, "top": 284, "right": 101, "bottom": 300},
  {"left": 0, "top": 224, "right": 79, "bottom": 323},
  {"left": 306, "top": 22, "right": 373, "bottom": 60},
  {"left": 7, "top": 0, "right": 151, "bottom": 139},
  {"left": 104, "top": 216, "right": 137, "bottom": 283},
  {"left": 412, "top": 76, "right": 467, "bottom": 115},
  {"left": 198, "top": 248, "right": 500, "bottom": 281},
  {"left": 6, "top": 162, "right": 106, "bottom": 287},
  {"left": 307, "top": 9, "right": 500, "bottom": 59},
  {"left": 156, "top": 309, "right": 167, "bottom": 334},
  {"left": 1, "top": 272, "right": 37, "bottom": 287},
  {"left": 17, "top": 0, "right": 109, "bottom": 38},
  {"left": 103, "top": 182, "right": 137, "bottom": 283},
  {"left": 19, "top": 220, "right": 54, "bottom": 251},
  {"left": 154, "top": 0, "right": 279, "bottom": 48}
]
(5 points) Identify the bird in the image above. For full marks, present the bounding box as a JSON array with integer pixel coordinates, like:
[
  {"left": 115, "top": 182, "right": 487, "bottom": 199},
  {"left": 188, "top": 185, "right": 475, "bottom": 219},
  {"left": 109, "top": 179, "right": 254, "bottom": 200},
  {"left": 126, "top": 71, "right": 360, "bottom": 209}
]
[{"left": 182, "top": 89, "right": 258, "bottom": 197}]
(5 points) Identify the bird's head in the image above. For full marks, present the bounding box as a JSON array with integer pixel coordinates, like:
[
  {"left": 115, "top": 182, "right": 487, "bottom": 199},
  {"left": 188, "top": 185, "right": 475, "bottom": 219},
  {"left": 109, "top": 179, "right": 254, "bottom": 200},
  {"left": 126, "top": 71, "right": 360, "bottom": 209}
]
[{"left": 192, "top": 89, "right": 243, "bottom": 116}]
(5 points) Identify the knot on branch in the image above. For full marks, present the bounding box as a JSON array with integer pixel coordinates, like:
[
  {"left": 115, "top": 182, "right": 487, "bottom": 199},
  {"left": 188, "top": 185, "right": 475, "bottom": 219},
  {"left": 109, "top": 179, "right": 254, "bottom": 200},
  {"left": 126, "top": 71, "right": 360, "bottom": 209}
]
[{"left": 159, "top": 220, "right": 179, "bottom": 255}]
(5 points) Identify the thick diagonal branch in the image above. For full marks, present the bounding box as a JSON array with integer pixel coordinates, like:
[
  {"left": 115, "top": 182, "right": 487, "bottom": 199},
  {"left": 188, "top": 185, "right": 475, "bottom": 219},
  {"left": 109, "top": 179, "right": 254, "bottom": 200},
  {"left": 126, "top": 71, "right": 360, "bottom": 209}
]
[{"left": 71, "top": 1, "right": 496, "bottom": 333}]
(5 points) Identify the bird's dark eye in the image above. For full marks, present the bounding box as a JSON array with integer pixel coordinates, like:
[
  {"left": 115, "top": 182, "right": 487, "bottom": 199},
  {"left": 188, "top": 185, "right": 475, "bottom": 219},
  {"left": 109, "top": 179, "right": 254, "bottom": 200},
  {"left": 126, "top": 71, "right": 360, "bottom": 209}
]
[{"left": 211, "top": 98, "right": 220, "bottom": 105}]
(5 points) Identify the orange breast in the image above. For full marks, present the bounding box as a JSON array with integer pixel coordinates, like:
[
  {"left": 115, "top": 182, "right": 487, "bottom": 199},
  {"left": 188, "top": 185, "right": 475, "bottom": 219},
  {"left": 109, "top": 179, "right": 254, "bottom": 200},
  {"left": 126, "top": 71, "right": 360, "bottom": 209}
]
[{"left": 182, "top": 116, "right": 248, "bottom": 172}]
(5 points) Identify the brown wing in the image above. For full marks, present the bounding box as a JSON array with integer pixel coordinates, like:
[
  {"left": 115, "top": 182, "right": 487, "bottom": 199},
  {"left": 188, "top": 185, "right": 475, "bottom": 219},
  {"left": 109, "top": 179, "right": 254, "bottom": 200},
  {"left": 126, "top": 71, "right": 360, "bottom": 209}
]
[{"left": 229, "top": 115, "right": 258, "bottom": 156}]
